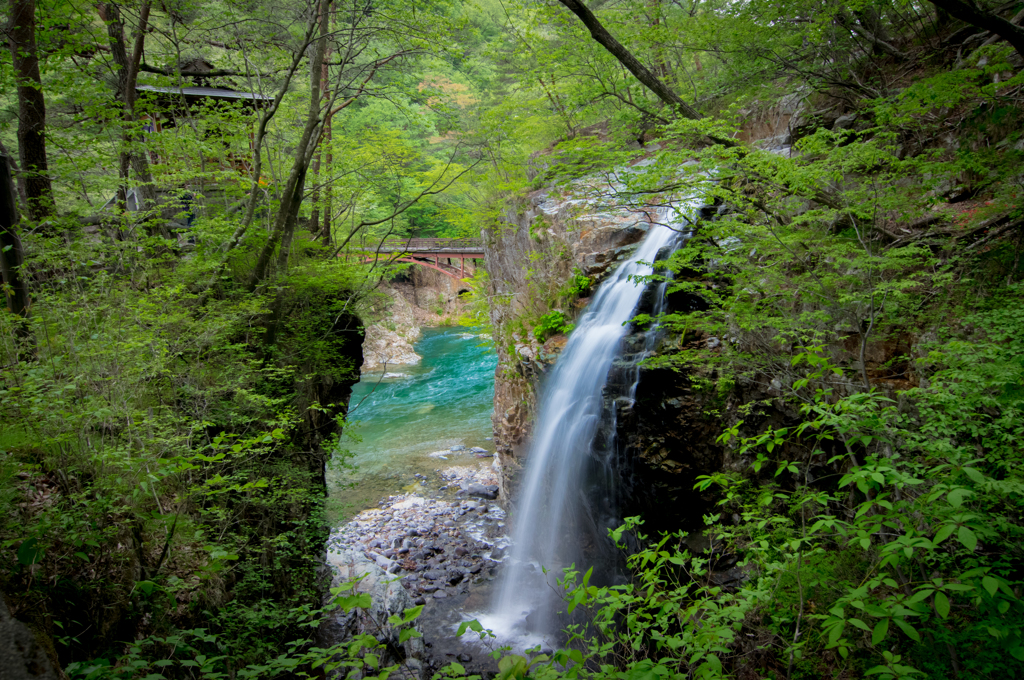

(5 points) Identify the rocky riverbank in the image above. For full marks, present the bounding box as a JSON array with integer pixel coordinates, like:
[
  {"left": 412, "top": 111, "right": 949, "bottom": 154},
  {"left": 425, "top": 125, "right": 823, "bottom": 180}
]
[{"left": 321, "top": 447, "right": 509, "bottom": 676}]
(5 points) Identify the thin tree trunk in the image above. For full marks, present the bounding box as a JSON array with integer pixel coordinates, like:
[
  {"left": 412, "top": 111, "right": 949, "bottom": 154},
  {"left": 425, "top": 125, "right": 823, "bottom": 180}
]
[
  {"left": 8, "top": 0, "right": 54, "bottom": 223},
  {"left": 194, "top": 19, "right": 318, "bottom": 301},
  {"left": 321, "top": 120, "right": 332, "bottom": 246},
  {"left": 320, "top": 5, "right": 333, "bottom": 247},
  {"left": 98, "top": 1, "right": 169, "bottom": 238},
  {"left": 0, "top": 143, "right": 28, "bottom": 213},
  {"left": 0, "top": 155, "right": 34, "bottom": 351},
  {"left": 556, "top": 0, "right": 701, "bottom": 120},
  {"left": 247, "top": 0, "right": 330, "bottom": 290}
]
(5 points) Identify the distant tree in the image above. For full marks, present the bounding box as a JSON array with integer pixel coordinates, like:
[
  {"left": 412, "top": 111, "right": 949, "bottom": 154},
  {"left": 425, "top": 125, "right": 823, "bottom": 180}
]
[{"left": 97, "top": 0, "right": 171, "bottom": 239}]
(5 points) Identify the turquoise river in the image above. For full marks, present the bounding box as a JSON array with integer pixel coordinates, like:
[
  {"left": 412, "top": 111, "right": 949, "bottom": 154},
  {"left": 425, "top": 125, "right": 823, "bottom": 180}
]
[{"left": 327, "top": 327, "right": 498, "bottom": 521}]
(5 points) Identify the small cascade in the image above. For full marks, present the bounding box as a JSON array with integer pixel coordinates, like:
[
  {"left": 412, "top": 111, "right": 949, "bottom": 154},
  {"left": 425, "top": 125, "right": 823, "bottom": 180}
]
[{"left": 485, "top": 204, "right": 696, "bottom": 643}]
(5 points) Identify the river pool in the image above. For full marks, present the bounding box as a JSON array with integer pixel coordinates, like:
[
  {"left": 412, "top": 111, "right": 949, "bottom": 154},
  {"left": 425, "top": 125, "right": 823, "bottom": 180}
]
[{"left": 326, "top": 327, "right": 497, "bottom": 522}]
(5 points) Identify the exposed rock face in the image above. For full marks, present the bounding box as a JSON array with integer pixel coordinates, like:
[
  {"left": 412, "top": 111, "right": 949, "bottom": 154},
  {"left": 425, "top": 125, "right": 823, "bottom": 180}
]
[
  {"left": 0, "top": 597, "right": 60, "bottom": 680},
  {"left": 320, "top": 547, "right": 427, "bottom": 680},
  {"left": 409, "top": 266, "right": 470, "bottom": 319},
  {"left": 362, "top": 286, "right": 422, "bottom": 371},
  {"left": 361, "top": 263, "right": 480, "bottom": 373},
  {"left": 292, "top": 309, "right": 365, "bottom": 465}
]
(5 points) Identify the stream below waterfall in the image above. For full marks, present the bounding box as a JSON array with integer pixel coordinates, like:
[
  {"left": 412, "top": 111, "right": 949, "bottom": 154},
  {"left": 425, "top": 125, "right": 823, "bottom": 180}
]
[{"left": 327, "top": 327, "right": 498, "bottom": 522}]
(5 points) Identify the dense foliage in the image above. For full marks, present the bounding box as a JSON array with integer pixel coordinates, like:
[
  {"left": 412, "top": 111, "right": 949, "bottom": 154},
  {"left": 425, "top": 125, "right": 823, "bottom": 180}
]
[{"left": 2, "top": 0, "right": 1023, "bottom": 678}]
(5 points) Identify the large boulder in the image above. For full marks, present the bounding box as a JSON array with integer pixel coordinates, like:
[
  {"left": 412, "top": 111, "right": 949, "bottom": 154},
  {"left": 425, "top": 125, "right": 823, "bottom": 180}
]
[
  {"left": 318, "top": 548, "right": 425, "bottom": 680},
  {"left": 0, "top": 597, "right": 60, "bottom": 680}
]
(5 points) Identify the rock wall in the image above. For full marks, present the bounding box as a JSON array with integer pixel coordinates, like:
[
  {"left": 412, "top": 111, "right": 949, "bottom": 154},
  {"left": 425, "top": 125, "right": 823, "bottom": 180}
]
[
  {"left": 0, "top": 596, "right": 60, "bottom": 680},
  {"left": 361, "top": 286, "right": 423, "bottom": 372},
  {"left": 360, "top": 264, "right": 480, "bottom": 374},
  {"left": 409, "top": 265, "right": 471, "bottom": 319},
  {"left": 481, "top": 184, "right": 812, "bottom": 534}
]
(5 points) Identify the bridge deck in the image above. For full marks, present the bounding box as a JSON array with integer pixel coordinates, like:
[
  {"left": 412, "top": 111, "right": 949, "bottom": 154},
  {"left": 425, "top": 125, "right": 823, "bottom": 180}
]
[{"left": 347, "top": 237, "right": 484, "bottom": 280}]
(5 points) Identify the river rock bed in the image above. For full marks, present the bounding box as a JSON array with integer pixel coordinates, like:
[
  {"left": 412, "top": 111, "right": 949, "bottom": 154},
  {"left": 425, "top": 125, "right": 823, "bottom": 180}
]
[{"left": 327, "top": 461, "right": 510, "bottom": 607}]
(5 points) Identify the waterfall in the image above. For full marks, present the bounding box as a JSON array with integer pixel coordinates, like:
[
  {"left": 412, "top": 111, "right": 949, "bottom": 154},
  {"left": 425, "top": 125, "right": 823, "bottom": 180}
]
[{"left": 488, "top": 205, "right": 693, "bottom": 641}]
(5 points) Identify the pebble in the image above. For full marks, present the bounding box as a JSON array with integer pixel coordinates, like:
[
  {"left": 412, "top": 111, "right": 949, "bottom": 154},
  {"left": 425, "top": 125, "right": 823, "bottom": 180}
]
[
  {"left": 470, "top": 447, "right": 488, "bottom": 453},
  {"left": 325, "top": 461, "right": 511, "bottom": 612},
  {"left": 450, "top": 445, "right": 466, "bottom": 452},
  {"left": 461, "top": 483, "right": 499, "bottom": 500}
]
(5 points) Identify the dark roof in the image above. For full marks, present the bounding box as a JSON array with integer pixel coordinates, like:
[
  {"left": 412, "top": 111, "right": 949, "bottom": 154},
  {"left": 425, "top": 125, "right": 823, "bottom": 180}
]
[{"left": 136, "top": 84, "right": 272, "bottom": 102}]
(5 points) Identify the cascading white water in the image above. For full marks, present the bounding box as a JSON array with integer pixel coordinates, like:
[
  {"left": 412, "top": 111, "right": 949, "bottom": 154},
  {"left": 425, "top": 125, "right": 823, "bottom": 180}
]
[{"left": 485, "top": 205, "right": 694, "bottom": 642}]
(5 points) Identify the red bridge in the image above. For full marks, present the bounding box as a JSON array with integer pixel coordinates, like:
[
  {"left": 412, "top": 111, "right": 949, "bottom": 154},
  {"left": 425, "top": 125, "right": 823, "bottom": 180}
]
[{"left": 353, "top": 237, "right": 485, "bottom": 280}]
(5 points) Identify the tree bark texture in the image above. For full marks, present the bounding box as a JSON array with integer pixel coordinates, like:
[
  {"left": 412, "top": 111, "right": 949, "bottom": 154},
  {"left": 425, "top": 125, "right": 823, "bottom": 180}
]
[
  {"left": 556, "top": 0, "right": 702, "bottom": 120},
  {"left": 8, "top": 0, "right": 54, "bottom": 222},
  {"left": 0, "top": 155, "right": 34, "bottom": 347},
  {"left": 929, "top": 0, "right": 1024, "bottom": 59}
]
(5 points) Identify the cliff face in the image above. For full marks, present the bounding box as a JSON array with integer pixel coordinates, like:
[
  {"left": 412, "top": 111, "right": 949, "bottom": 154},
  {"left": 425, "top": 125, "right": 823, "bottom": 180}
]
[{"left": 359, "top": 263, "right": 480, "bottom": 372}]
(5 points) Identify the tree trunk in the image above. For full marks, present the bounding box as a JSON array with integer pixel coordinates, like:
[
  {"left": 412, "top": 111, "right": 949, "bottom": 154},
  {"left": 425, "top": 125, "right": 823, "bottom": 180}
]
[
  {"left": 929, "top": 0, "right": 1024, "bottom": 59},
  {"left": 0, "top": 143, "right": 28, "bottom": 213},
  {"left": 8, "top": 0, "right": 54, "bottom": 223},
  {"left": 319, "top": 7, "right": 333, "bottom": 247},
  {"left": 556, "top": 0, "right": 701, "bottom": 120},
  {"left": 0, "top": 155, "right": 34, "bottom": 350},
  {"left": 98, "top": 1, "right": 169, "bottom": 239},
  {"left": 247, "top": 0, "right": 330, "bottom": 290}
]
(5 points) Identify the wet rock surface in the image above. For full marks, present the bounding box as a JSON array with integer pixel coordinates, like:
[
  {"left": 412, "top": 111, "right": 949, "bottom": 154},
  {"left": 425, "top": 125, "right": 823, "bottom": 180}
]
[{"left": 326, "top": 459, "right": 510, "bottom": 675}]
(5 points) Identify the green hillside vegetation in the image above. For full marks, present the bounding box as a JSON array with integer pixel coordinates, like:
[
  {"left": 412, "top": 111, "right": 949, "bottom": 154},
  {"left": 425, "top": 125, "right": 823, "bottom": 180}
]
[{"left": 1, "top": 0, "right": 1023, "bottom": 678}]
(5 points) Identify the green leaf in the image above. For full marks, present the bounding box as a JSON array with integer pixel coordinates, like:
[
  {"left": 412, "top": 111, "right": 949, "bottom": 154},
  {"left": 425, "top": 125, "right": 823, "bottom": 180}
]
[
  {"left": 908, "top": 588, "right": 934, "bottom": 604},
  {"left": 399, "top": 627, "right": 422, "bottom": 643},
  {"left": 934, "top": 524, "right": 955, "bottom": 545},
  {"left": 962, "top": 467, "right": 985, "bottom": 483},
  {"left": 947, "top": 488, "right": 967, "bottom": 508},
  {"left": 848, "top": 617, "right": 871, "bottom": 632},
  {"left": 17, "top": 538, "right": 44, "bottom": 566},
  {"left": 335, "top": 593, "right": 372, "bottom": 612},
  {"left": 957, "top": 526, "right": 978, "bottom": 552},
  {"left": 828, "top": 621, "right": 846, "bottom": 645},
  {"left": 871, "top": 618, "right": 889, "bottom": 645},
  {"left": 934, "top": 592, "right": 950, "bottom": 619},
  {"left": 893, "top": 618, "right": 920, "bottom": 641},
  {"left": 982, "top": 576, "right": 999, "bottom": 597}
]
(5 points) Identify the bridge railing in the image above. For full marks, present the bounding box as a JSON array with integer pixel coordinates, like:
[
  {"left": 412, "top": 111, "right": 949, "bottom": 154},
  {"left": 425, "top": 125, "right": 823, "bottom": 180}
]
[{"left": 350, "top": 237, "right": 484, "bottom": 254}]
